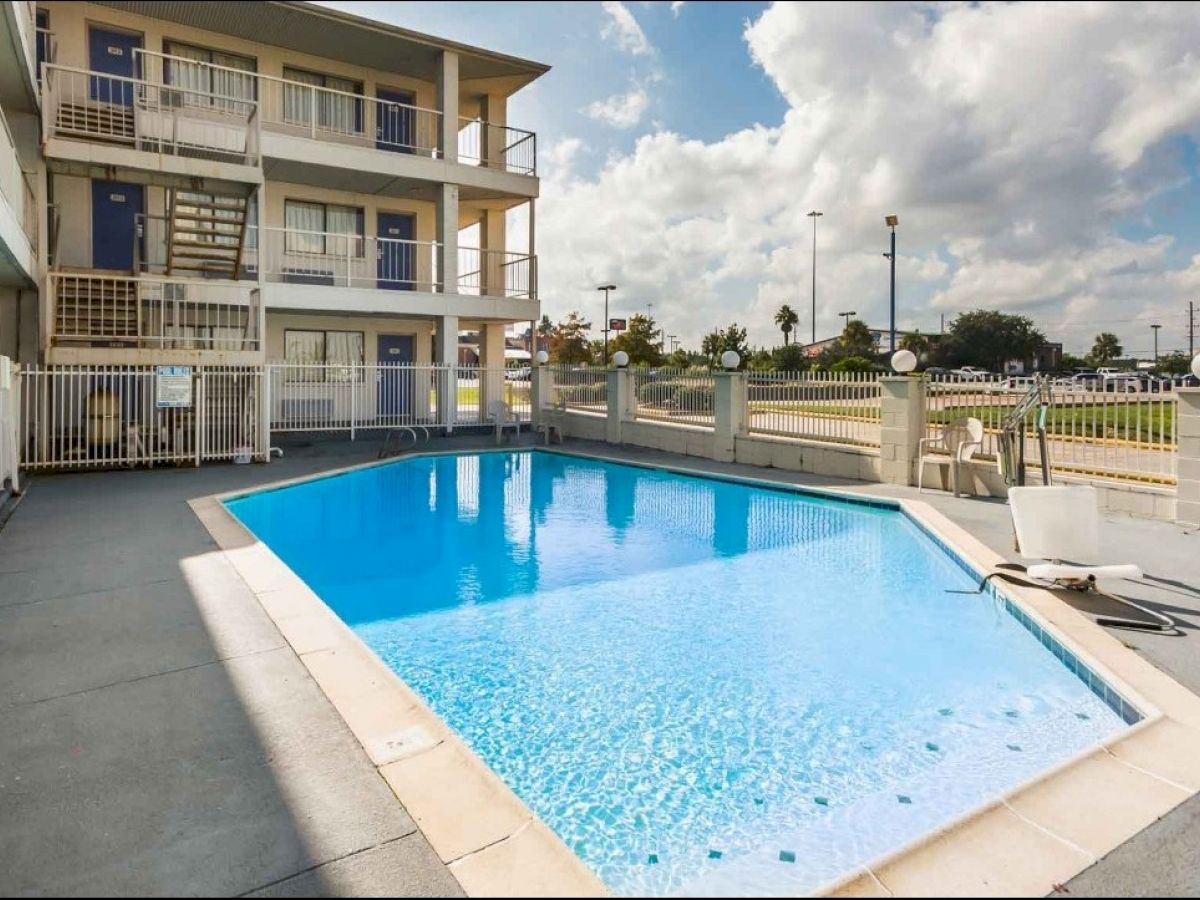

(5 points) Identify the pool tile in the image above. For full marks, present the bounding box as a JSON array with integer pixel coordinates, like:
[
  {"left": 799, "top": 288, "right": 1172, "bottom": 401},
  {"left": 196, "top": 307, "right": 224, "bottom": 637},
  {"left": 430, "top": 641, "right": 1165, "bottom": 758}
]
[
  {"left": 448, "top": 818, "right": 608, "bottom": 897},
  {"left": 779, "top": 850, "right": 796, "bottom": 863},
  {"left": 708, "top": 849, "right": 723, "bottom": 860}
]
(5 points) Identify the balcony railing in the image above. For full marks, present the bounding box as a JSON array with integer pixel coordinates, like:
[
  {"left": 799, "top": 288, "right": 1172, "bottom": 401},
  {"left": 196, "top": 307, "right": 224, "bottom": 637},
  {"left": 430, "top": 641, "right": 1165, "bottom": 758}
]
[
  {"left": 0, "top": 103, "right": 36, "bottom": 251},
  {"left": 50, "top": 271, "right": 260, "bottom": 351},
  {"left": 134, "top": 50, "right": 537, "bottom": 175},
  {"left": 458, "top": 246, "right": 536, "bottom": 300},
  {"left": 42, "top": 63, "right": 261, "bottom": 166}
]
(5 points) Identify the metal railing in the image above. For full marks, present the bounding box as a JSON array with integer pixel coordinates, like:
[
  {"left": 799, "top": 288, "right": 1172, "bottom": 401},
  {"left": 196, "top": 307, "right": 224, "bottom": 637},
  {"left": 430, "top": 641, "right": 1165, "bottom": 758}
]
[
  {"left": 267, "top": 364, "right": 530, "bottom": 434},
  {"left": 0, "top": 102, "right": 36, "bottom": 250},
  {"left": 458, "top": 117, "right": 537, "bottom": 175},
  {"left": 748, "top": 370, "right": 882, "bottom": 447},
  {"left": 50, "top": 272, "right": 261, "bottom": 351},
  {"left": 19, "top": 364, "right": 265, "bottom": 470},
  {"left": 35, "top": 26, "right": 55, "bottom": 86},
  {"left": 248, "top": 225, "right": 440, "bottom": 292},
  {"left": 0, "top": 356, "right": 18, "bottom": 492},
  {"left": 925, "top": 374, "right": 1179, "bottom": 484},
  {"left": 632, "top": 368, "right": 716, "bottom": 428},
  {"left": 546, "top": 366, "right": 608, "bottom": 414},
  {"left": 458, "top": 246, "right": 537, "bottom": 299},
  {"left": 42, "top": 62, "right": 260, "bottom": 165}
]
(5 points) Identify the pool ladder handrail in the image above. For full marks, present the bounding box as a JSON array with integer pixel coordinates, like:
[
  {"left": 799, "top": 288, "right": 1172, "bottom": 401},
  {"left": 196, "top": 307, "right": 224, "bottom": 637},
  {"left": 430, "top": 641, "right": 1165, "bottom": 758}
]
[{"left": 377, "top": 425, "right": 431, "bottom": 459}]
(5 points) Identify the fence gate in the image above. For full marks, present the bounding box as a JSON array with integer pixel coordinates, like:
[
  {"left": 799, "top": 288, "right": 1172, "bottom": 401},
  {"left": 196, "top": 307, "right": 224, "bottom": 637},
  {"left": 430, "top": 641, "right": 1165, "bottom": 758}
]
[{"left": 18, "top": 364, "right": 265, "bottom": 471}]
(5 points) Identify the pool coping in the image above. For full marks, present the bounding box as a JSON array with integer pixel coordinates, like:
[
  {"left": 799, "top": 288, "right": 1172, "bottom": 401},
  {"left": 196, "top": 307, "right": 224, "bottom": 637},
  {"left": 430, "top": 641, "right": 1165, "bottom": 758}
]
[{"left": 188, "top": 446, "right": 1200, "bottom": 898}]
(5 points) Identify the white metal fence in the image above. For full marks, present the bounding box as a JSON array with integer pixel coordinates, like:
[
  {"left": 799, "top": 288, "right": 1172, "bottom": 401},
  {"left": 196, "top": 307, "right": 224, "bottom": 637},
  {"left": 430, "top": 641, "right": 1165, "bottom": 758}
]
[
  {"left": 0, "top": 357, "right": 19, "bottom": 492},
  {"left": 547, "top": 366, "right": 608, "bottom": 414},
  {"left": 632, "top": 369, "right": 716, "bottom": 428},
  {"left": 748, "top": 371, "right": 882, "bottom": 447},
  {"left": 926, "top": 375, "right": 1179, "bottom": 484},
  {"left": 19, "top": 365, "right": 264, "bottom": 471}
]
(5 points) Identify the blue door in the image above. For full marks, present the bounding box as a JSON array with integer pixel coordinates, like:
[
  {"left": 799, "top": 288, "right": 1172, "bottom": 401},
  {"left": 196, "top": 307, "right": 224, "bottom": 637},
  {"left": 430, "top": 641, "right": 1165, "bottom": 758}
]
[
  {"left": 376, "top": 88, "right": 416, "bottom": 153},
  {"left": 88, "top": 26, "right": 141, "bottom": 106},
  {"left": 377, "top": 334, "right": 416, "bottom": 418},
  {"left": 377, "top": 211, "right": 416, "bottom": 291},
  {"left": 92, "top": 180, "right": 142, "bottom": 271}
]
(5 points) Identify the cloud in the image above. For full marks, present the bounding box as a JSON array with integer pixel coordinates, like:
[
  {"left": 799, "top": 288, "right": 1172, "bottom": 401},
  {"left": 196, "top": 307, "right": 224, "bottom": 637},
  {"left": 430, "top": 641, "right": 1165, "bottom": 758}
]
[
  {"left": 538, "top": 2, "right": 1200, "bottom": 355},
  {"left": 670, "top": 1, "right": 685, "bottom": 18},
  {"left": 601, "top": 1, "right": 654, "bottom": 57},
  {"left": 585, "top": 88, "right": 650, "bottom": 129}
]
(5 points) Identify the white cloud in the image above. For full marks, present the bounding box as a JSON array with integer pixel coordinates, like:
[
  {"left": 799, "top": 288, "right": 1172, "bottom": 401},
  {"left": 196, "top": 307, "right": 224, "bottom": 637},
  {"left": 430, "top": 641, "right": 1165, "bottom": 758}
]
[
  {"left": 670, "top": 1, "right": 685, "bottom": 18},
  {"left": 601, "top": 1, "right": 654, "bottom": 57},
  {"left": 585, "top": 88, "right": 650, "bottom": 129},
  {"left": 538, "top": 2, "right": 1200, "bottom": 356}
]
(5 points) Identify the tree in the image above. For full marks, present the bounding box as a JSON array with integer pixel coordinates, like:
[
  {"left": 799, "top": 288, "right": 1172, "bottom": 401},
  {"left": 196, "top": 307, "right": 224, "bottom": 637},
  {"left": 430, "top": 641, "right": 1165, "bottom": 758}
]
[
  {"left": 932, "top": 310, "right": 1045, "bottom": 372},
  {"left": 830, "top": 356, "right": 874, "bottom": 373},
  {"left": 746, "top": 347, "right": 775, "bottom": 371},
  {"left": 610, "top": 314, "right": 664, "bottom": 366},
  {"left": 899, "top": 331, "right": 931, "bottom": 357},
  {"left": 701, "top": 323, "right": 750, "bottom": 368},
  {"left": 771, "top": 343, "right": 809, "bottom": 372},
  {"left": 548, "top": 312, "right": 593, "bottom": 365},
  {"left": 1158, "top": 351, "right": 1191, "bottom": 376},
  {"left": 840, "top": 320, "right": 877, "bottom": 358},
  {"left": 1060, "top": 352, "right": 1088, "bottom": 372},
  {"left": 774, "top": 304, "right": 800, "bottom": 346},
  {"left": 1089, "top": 332, "right": 1123, "bottom": 366}
]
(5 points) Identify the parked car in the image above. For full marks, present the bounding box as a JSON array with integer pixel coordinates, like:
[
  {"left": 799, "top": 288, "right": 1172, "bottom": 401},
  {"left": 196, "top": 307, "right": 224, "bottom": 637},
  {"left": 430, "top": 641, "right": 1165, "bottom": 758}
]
[
  {"left": 505, "top": 367, "right": 531, "bottom": 381},
  {"left": 950, "top": 366, "right": 992, "bottom": 381}
]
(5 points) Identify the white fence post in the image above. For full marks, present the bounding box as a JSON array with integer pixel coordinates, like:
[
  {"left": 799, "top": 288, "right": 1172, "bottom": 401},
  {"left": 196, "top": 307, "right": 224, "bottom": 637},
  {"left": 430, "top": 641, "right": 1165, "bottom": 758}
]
[
  {"left": 194, "top": 368, "right": 204, "bottom": 467},
  {"left": 879, "top": 375, "right": 926, "bottom": 485},
  {"left": 606, "top": 367, "right": 632, "bottom": 444},
  {"left": 1177, "top": 388, "right": 1200, "bottom": 526},
  {"left": 712, "top": 371, "right": 744, "bottom": 463}
]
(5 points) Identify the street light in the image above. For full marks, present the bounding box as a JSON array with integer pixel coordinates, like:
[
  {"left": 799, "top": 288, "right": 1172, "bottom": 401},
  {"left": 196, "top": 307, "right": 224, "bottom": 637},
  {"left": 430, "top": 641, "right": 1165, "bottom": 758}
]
[
  {"left": 884, "top": 214, "right": 899, "bottom": 352},
  {"left": 807, "top": 210, "right": 823, "bottom": 344},
  {"left": 838, "top": 310, "right": 857, "bottom": 329},
  {"left": 1151, "top": 323, "right": 1161, "bottom": 366},
  {"left": 597, "top": 284, "right": 617, "bottom": 363}
]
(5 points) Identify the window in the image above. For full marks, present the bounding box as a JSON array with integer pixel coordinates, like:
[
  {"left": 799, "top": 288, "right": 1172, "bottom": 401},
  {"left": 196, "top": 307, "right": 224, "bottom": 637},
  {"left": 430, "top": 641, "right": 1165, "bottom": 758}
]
[
  {"left": 284, "top": 329, "right": 364, "bottom": 381},
  {"left": 282, "top": 66, "right": 363, "bottom": 133},
  {"left": 284, "top": 200, "right": 364, "bottom": 256},
  {"left": 163, "top": 40, "right": 255, "bottom": 110}
]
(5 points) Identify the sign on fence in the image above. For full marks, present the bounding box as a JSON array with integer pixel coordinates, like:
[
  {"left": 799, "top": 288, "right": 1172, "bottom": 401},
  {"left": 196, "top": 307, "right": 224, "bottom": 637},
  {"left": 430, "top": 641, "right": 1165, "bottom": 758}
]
[{"left": 155, "top": 366, "right": 193, "bottom": 408}]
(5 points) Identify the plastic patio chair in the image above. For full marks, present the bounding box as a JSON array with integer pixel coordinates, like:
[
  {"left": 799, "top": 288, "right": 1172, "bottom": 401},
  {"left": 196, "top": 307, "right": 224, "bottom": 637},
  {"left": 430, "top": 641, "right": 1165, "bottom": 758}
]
[
  {"left": 487, "top": 400, "right": 520, "bottom": 445},
  {"left": 918, "top": 416, "right": 984, "bottom": 496}
]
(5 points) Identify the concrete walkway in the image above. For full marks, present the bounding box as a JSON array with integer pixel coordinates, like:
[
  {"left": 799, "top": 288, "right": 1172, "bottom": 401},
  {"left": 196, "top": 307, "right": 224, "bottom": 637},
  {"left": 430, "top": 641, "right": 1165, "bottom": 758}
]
[{"left": 1, "top": 435, "right": 1197, "bottom": 896}]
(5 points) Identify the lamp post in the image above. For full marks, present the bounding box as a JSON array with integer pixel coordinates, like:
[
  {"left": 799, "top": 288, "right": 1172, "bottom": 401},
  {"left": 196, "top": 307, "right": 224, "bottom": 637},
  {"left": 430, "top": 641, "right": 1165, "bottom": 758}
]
[
  {"left": 884, "top": 214, "right": 898, "bottom": 352},
  {"left": 1151, "top": 323, "right": 1161, "bottom": 367},
  {"left": 807, "top": 210, "right": 822, "bottom": 344},
  {"left": 597, "top": 284, "right": 616, "bottom": 364},
  {"left": 838, "top": 310, "right": 857, "bottom": 329}
]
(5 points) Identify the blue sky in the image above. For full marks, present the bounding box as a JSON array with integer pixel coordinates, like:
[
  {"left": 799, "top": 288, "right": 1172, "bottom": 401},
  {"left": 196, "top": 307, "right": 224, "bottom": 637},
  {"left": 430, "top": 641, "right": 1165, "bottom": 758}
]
[{"left": 322, "top": 2, "right": 1200, "bottom": 357}]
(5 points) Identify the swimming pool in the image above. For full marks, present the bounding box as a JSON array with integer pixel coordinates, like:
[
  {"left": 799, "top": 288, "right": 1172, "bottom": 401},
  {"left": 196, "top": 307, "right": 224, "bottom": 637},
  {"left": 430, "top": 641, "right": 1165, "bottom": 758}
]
[{"left": 226, "top": 450, "right": 1135, "bottom": 896}]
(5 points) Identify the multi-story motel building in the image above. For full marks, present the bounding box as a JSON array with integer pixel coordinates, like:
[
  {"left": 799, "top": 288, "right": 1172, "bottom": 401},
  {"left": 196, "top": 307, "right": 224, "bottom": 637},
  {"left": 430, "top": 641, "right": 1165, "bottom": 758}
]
[{"left": 0, "top": 1, "right": 544, "bottom": 453}]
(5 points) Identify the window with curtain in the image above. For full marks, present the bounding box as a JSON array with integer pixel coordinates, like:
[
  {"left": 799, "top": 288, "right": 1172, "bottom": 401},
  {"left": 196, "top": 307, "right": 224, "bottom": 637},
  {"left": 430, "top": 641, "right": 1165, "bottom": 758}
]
[
  {"left": 163, "top": 41, "right": 255, "bottom": 111},
  {"left": 284, "top": 200, "right": 363, "bottom": 256},
  {"left": 282, "top": 66, "right": 363, "bottom": 134},
  {"left": 284, "top": 329, "right": 364, "bottom": 381}
]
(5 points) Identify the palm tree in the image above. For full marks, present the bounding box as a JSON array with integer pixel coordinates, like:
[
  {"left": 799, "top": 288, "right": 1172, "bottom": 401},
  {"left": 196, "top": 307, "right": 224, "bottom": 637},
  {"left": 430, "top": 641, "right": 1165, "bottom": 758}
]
[
  {"left": 1090, "top": 332, "right": 1122, "bottom": 366},
  {"left": 775, "top": 304, "right": 800, "bottom": 346}
]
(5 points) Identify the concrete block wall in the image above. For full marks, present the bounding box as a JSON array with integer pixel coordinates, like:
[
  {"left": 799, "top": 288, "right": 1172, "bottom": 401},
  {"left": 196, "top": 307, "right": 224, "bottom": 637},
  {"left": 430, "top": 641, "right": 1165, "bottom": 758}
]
[{"left": 1177, "top": 388, "right": 1200, "bottom": 527}]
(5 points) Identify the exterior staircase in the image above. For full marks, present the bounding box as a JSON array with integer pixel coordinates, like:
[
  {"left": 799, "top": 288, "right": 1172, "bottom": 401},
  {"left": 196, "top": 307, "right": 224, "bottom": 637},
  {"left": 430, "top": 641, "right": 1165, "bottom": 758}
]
[{"left": 166, "top": 190, "right": 249, "bottom": 279}]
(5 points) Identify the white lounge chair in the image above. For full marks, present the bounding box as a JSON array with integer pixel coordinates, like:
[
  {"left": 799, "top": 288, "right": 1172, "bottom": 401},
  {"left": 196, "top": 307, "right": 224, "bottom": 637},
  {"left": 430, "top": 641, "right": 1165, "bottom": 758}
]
[
  {"left": 1000, "top": 485, "right": 1174, "bottom": 632},
  {"left": 487, "top": 400, "right": 520, "bottom": 445},
  {"left": 918, "top": 417, "right": 984, "bottom": 496}
]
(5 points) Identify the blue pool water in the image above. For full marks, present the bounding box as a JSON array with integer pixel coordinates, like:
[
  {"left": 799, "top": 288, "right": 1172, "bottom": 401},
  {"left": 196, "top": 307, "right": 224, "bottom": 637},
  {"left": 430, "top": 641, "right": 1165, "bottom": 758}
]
[{"left": 227, "top": 451, "right": 1131, "bottom": 896}]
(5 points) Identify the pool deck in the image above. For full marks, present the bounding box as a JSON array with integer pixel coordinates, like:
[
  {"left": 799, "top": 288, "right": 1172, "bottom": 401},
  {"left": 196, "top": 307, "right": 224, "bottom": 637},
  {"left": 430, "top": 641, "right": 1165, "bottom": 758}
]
[{"left": 1, "top": 434, "right": 1198, "bottom": 897}]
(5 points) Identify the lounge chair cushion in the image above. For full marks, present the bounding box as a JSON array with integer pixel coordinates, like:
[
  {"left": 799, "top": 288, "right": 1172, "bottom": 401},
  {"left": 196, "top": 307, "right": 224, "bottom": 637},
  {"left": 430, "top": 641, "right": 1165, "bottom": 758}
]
[{"left": 1027, "top": 563, "right": 1142, "bottom": 582}]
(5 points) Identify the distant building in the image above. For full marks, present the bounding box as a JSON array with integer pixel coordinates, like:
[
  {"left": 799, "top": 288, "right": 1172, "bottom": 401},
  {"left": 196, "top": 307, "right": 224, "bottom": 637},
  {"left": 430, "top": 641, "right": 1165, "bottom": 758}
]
[
  {"left": 797, "top": 328, "right": 936, "bottom": 358},
  {"left": 1005, "top": 343, "right": 1063, "bottom": 375}
]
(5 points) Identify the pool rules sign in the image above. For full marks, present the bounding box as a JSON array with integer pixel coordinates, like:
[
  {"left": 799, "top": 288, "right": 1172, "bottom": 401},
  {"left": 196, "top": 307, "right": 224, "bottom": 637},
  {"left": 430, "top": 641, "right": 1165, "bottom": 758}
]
[{"left": 156, "top": 365, "right": 194, "bottom": 408}]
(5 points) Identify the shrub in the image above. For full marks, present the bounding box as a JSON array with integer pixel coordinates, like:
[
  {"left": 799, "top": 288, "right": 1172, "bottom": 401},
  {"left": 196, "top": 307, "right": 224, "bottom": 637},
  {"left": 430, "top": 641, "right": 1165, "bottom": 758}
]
[
  {"left": 673, "top": 384, "right": 715, "bottom": 413},
  {"left": 638, "top": 379, "right": 683, "bottom": 406},
  {"left": 558, "top": 383, "right": 607, "bottom": 404}
]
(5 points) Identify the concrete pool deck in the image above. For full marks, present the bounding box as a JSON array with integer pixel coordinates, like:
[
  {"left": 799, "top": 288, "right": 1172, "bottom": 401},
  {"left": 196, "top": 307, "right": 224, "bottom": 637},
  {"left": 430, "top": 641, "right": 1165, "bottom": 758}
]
[{"left": 2, "top": 433, "right": 1199, "bottom": 896}]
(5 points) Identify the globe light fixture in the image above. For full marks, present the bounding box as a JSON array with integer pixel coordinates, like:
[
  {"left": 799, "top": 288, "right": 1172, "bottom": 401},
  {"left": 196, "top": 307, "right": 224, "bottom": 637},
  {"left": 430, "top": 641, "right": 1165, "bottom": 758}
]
[
  {"left": 534, "top": 349, "right": 549, "bottom": 365},
  {"left": 1191, "top": 353, "right": 1200, "bottom": 380},
  {"left": 721, "top": 350, "right": 741, "bottom": 370},
  {"left": 612, "top": 350, "right": 630, "bottom": 368},
  {"left": 891, "top": 348, "right": 917, "bottom": 374}
]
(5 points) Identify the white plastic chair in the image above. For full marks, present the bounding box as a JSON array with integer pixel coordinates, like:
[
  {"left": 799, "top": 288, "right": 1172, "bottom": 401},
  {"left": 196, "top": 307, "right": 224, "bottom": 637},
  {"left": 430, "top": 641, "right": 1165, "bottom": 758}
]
[
  {"left": 487, "top": 400, "right": 520, "bottom": 445},
  {"left": 918, "top": 416, "right": 984, "bottom": 496}
]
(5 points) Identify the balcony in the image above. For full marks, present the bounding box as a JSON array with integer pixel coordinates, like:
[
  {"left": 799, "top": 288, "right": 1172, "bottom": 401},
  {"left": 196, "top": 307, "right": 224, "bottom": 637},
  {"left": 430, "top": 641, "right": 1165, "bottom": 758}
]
[
  {"left": 136, "top": 50, "right": 537, "bottom": 177},
  {"left": 0, "top": 101, "right": 36, "bottom": 260},
  {"left": 49, "top": 271, "right": 261, "bottom": 359},
  {"left": 41, "top": 62, "right": 262, "bottom": 173}
]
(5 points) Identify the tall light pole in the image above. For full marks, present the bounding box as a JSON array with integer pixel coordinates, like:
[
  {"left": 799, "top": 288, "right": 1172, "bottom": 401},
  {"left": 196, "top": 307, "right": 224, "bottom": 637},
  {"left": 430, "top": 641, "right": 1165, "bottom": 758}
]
[
  {"left": 838, "top": 310, "right": 857, "bottom": 329},
  {"left": 884, "top": 214, "right": 899, "bottom": 352},
  {"left": 807, "top": 210, "right": 822, "bottom": 344},
  {"left": 597, "top": 284, "right": 616, "bottom": 364},
  {"left": 1151, "top": 323, "right": 1161, "bottom": 366}
]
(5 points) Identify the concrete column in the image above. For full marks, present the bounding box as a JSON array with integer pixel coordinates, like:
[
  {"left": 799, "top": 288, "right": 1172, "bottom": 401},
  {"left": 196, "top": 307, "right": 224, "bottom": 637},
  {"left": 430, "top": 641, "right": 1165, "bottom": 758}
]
[
  {"left": 436, "top": 183, "right": 459, "bottom": 294},
  {"left": 879, "top": 376, "right": 926, "bottom": 485},
  {"left": 531, "top": 363, "right": 554, "bottom": 428},
  {"left": 478, "top": 321, "right": 506, "bottom": 417},
  {"left": 436, "top": 51, "right": 459, "bottom": 162},
  {"left": 478, "top": 209, "right": 505, "bottom": 297},
  {"left": 435, "top": 314, "right": 459, "bottom": 427},
  {"left": 1177, "top": 388, "right": 1200, "bottom": 527},
  {"left": 606, "top": 367, "right": 632, "bottom": 444},
  {"left": 713, "top": 371, "right": 746, "bottom": 463},
  {"left": 479, "top": 94, "right": 507, "bottom": 168}
]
